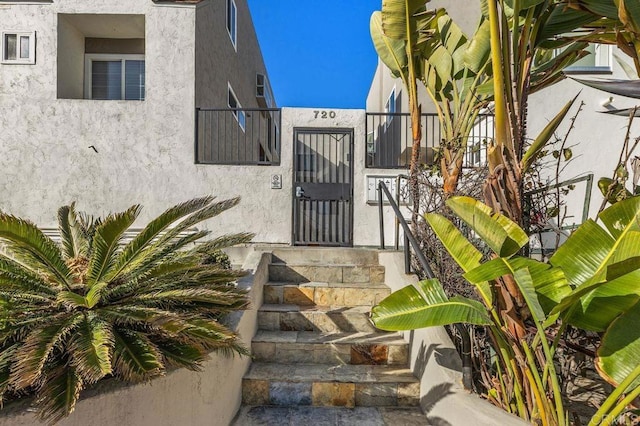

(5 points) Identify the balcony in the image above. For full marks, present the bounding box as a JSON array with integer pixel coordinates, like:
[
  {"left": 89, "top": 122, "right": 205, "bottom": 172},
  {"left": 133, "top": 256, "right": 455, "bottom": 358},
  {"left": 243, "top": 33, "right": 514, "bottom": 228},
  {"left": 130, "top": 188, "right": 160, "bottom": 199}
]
[
  {"left": 365, "top": 112, "right": 494, "bottom": 169},
  {"left": 196, "top": 108, "right": 281, "bottom": 165}
]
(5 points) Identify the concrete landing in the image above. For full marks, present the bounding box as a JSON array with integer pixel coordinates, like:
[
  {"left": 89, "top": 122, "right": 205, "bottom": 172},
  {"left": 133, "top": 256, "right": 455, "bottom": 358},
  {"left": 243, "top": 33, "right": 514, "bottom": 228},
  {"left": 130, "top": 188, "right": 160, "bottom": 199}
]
[{"left": 232, "top": 406, "right": 429, "bottom": 425}]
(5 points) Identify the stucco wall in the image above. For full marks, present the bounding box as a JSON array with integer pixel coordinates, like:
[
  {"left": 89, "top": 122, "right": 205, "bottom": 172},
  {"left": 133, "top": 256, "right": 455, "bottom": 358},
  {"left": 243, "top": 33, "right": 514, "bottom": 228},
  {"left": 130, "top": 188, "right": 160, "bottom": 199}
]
[
  {"left": 0, "top": 0, "right": 291, "bottom": 245},
  {"left": 195, "top": 0, "right": 272, "bottom": 109}
]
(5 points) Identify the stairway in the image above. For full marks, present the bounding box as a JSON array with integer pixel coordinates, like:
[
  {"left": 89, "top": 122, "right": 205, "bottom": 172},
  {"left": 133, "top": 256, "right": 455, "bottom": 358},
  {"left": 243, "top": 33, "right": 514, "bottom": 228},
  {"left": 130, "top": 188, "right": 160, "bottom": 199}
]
[{"left": 232, "top": 248, "right": 427, "bottom": 425}]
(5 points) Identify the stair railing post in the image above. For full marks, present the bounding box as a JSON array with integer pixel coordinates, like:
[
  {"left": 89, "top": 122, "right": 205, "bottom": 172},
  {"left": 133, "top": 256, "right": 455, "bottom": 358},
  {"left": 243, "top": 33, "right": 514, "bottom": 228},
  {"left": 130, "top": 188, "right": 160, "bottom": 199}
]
[{"left": 378, "top": 183, "right": 385, "bottom": 250}]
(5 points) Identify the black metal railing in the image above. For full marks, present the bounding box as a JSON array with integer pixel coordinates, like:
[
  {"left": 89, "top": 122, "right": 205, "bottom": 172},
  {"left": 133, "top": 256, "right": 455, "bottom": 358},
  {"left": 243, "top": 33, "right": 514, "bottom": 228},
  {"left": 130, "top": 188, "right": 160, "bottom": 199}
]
[
  {"left": 365, "top": 112, "right": 494, "bottom": 169},
  {"left": 195, "top": 108, "right": 281, "bottom": 165},
  {"left": 377, "top": 180, "right": 473, "bottom": 390}
]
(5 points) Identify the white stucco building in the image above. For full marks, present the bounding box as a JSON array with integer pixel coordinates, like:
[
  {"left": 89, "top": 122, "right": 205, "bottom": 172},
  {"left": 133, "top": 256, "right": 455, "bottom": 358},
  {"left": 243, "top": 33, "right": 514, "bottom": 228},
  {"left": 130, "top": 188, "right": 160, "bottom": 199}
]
[{"left": 0, "top": 0, "right": 414, "bottom": 248}]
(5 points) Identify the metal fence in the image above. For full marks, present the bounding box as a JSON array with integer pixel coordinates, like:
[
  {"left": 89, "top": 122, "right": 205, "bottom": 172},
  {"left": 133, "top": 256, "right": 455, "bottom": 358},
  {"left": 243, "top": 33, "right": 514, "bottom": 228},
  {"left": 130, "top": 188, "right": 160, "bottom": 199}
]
[
  {"left": 365, "top": 112, "right": 494, "bottom": 169},
  {"left": 195, "top": 108, "right": 281, "bottom": 165}
]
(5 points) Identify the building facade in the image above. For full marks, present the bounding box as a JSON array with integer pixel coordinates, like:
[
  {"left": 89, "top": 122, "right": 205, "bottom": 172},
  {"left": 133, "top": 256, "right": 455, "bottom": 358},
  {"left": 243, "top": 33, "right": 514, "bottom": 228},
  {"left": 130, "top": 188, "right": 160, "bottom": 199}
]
[{"left": 1, "top": 0, "right": 409, "bottom": 247}]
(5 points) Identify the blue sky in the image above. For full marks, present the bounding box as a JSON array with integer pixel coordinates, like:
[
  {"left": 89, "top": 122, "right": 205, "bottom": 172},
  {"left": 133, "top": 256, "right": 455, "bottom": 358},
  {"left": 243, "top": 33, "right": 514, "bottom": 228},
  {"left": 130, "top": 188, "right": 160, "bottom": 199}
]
[{"left": 247, "top": 1, "right": 381, "bottom": 109}]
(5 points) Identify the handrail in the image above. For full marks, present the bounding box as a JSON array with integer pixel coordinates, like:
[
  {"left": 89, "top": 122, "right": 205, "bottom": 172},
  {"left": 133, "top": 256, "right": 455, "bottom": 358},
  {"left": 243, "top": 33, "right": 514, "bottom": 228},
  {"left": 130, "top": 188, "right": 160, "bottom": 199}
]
[{"left": 377, "top": 181, "right": 473, "bottom": 390}]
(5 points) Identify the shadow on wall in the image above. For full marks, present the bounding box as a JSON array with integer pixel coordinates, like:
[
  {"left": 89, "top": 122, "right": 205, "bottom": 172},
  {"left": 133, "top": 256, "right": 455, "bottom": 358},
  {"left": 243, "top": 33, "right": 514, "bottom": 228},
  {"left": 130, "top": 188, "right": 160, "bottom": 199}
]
[{"left": 412, "top": 339, "right": 463, "bottom": 426}]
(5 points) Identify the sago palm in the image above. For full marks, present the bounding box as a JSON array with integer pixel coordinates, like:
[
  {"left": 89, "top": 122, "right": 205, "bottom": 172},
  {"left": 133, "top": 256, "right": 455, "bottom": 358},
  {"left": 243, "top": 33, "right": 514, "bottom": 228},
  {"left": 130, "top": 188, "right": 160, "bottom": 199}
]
[{"left": 0, "top": 196, "right": 252, "bottom": 423}]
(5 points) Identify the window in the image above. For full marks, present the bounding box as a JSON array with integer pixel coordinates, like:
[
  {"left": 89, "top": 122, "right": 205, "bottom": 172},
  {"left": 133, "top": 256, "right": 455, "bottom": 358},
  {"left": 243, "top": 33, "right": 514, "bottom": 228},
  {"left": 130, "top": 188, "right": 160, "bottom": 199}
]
[
  {"left": 564, "top": 43, "right": 612, "bottom": 73},
  {"left": 384, "top": 87, "right": 396, "bottom": 128},
  {"left": 84, "top": 54, "right": 145, "bottom": 100},
  {"left": 228, "top": 83, "right": 245, "bottom": 131},
  {"left": 256, "top": 73, "right": 273, "bottom": 108},
  {"left": 226, "top": 0, "right": 237, "bottom": 50},
  {"left": 2, "top": 31, "right": 35, "bottom": 64}
]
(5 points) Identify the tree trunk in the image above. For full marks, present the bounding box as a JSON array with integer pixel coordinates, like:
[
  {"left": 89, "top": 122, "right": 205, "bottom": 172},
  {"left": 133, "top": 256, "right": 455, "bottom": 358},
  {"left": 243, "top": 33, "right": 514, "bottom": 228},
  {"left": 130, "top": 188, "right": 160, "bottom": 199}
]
[{"left": 409, "top": 103, "right": 422, "bottom": 230}]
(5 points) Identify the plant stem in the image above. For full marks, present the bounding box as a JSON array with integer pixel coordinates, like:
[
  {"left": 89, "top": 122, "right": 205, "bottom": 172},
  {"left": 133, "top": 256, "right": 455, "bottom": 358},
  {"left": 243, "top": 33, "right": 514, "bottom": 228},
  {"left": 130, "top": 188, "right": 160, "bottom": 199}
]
[{"left": 590, "top": 363, "right": 640, "bottom": 426}]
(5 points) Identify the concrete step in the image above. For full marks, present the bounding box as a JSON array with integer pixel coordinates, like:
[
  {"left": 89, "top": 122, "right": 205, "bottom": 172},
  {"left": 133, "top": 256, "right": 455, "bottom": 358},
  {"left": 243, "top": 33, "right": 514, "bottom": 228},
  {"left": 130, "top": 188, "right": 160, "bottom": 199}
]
[
  {"left": 258, "top": 304, "right": 377, "bottom": 333},
  {"left": 269, "top": 263, "right": 385, "bottom": 284},
  {"left": 264, "top": 281, "right": 391, "bottom": 307},
  {"left": 252, "top": 330, "right": 408, "bottom": 365},
  {"left": 270, "top": 247, "right": 380, "bottom": 266},
  {"left": 232, "top": 406, "right": 428, "bottom": 425},
  {"left": 242, "top": 363, "right": 420, "bottom": 408}
]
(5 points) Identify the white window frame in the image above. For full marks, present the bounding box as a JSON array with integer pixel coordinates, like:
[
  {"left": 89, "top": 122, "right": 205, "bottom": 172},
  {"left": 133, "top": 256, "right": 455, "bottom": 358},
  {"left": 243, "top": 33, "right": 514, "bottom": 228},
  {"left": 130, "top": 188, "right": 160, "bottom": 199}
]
[
  {"left": 1, "top": 31, "right": 36, "bottom": 65},
  {"left": 564, "top": 43, "right": 612, "bottom": 73},
  {"left": 228, "top": 82, "right": 245, "bottom": 131},
  {"left": 226, "top": 0, "right": 237, "bottom": 51},
  {"left": 384, "top": 86, "right": 396, "bottom": 128},
  {"left": 84, "top": 53, "right": 145, "bottom": 100}
]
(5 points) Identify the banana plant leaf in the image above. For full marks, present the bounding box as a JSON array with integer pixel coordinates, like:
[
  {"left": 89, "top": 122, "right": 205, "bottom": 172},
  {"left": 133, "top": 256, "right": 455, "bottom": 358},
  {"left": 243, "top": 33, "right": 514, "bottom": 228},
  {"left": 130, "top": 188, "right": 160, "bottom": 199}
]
[
  {"left": 446, "top": 196, "right": 529, "bottom": 257},
  {"left": 370, "top": 279, "right": 492, "bottom": 331},
  {"left": 570, "top": 77, "right": 640, "bottom": 99},
  {"left": 596, "top": 302, "right": 640, "bottom": 388},
  {"left": 371, "top": 11, "right": 408, "bottom": 79},
  {"left": 424, "top": 212, "right": 492, "bottom": 305},
  {"left": 551, "top": 197, "right": 640, "bottom": 331}
]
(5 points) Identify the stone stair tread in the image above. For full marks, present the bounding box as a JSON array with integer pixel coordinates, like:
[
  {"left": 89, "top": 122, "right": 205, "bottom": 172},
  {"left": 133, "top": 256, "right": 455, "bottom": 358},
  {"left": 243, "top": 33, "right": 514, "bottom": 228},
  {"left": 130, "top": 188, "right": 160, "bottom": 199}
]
[
  {"left": 232, "top": 406, "right": 428, "bottom": 425},
  {"left": 254, "top": 330, "right": 405, "bottom": 345},
  {"left": 267, "top": 281, "right": 389, "bottom": 289},
  {"left": 260, "top": 304, "right": 372, "bottom": 314},
  {"left": 245, "top": 362, "right": 418, "bottom": 384},
  {"left": 270, "top": 262, "right": 377, "bottom": 267}
]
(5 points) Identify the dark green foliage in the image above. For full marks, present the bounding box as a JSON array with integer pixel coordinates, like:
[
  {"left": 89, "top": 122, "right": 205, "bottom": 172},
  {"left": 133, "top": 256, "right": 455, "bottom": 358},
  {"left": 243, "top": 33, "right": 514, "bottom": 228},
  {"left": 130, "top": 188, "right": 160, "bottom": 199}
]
[{"left": 0, "top": 197, "right": 252, "bottom": 422}]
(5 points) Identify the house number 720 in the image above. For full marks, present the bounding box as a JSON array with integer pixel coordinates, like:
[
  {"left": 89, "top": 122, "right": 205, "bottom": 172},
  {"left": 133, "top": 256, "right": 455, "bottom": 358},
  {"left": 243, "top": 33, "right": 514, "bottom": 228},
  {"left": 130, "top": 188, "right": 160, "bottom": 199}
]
[{"left": 314, "top": 110, "right": 336, "bottom": 119}]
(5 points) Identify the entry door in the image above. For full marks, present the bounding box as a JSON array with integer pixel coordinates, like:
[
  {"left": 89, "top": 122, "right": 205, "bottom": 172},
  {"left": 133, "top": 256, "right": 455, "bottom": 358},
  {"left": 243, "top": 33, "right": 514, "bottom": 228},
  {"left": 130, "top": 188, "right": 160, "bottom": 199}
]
[{"left": 293, "top": 128, "right": 354, "bottom": 246}]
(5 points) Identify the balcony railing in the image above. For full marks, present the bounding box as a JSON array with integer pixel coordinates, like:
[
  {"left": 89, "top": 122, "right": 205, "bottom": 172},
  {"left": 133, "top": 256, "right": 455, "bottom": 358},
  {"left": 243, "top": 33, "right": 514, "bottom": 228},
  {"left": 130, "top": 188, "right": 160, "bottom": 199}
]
[
  {"left": 365, "top": 112, "right": 494, "bottom": 169},
  {"left": 196, "top": 108, "right": 281, "bottom": 165}
]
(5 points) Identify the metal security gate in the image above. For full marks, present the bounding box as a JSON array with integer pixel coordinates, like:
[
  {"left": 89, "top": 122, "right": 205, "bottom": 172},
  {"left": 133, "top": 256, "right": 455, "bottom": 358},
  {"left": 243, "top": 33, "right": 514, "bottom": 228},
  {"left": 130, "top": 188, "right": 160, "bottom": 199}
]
[{"left": 293, "top": 128, "right": 354, "bottom": 246}]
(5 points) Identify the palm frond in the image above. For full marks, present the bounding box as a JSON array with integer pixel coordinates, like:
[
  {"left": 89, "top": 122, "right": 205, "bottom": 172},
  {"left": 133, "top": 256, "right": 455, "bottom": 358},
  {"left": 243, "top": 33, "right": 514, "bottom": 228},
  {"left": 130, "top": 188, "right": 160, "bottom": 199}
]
[
  {"left": 85, "top": 205, "right": 140, "bottom": 288},
  {"left": 0, "top": 256, "right": 60, "bottom": 296},
  {"left": 190, "top": 233, "right": 254, "bottom": 258},
  {"left": 156, "top": 340, "right": 208, "bottom": 371},
  {"left": 112, "top": 328, "right": 164, "bottom": 382},
  {"left": 116, "top": 230, "right": 210, "bottom": 285},
  {"left": 68, "top": 314, "right": 113, "bottom": 384},
  {"left": 57, "top": 203, "right": 89, "bottom": 260},
  {"left": 105, "top": 197, "right": 215, "bottom": 283},
  {"left": 0, "top": 213, "right": 71, "bottom": 289},
  {"left": 96, "top": 306, "right": 190, "bottom": 336},
  {"left": 0, "top": 343, "right": 19, "bottom": 404},
  {"left": 35, "top": 364, "right": 83, "bottom": 424},
  {"left": 9, "top": 314, "right": 83, "bottom": 391},
  {"left": 179, "top": 319, "right": 248, "bottom": 356}
]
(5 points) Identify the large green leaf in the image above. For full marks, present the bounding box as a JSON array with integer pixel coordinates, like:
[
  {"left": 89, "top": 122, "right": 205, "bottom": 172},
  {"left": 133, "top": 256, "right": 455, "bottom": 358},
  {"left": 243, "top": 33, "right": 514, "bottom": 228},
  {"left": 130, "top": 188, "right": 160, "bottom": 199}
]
[
  {"left": 381, "top": 0, "right": 432, "bottom": 40},
  {"left": 464, "top": 19, "right": 491, "bottom": 73},
  {"left": 371, "top": 11, "right": 408, "bottom": 79},
  {"left": 424, "top": 213, "right": 491, "bottom": 305},
  {"left": 371, "top": 279, "right": 492, "bottom": 331},
  {"left": 537, "top": 5, "right": 601, "bottom": 44},
  {"left": 599, "top": 195, "right": 640, "bottom": 238},
  {"left": 596, "top": 302, "right": 640, "bottom": 388},
  {"left": 549, "top": 219, "right": 615, "bottom": 289},
  {"left": 446, "top": 197, "right": 528, "bottom": 257}
]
